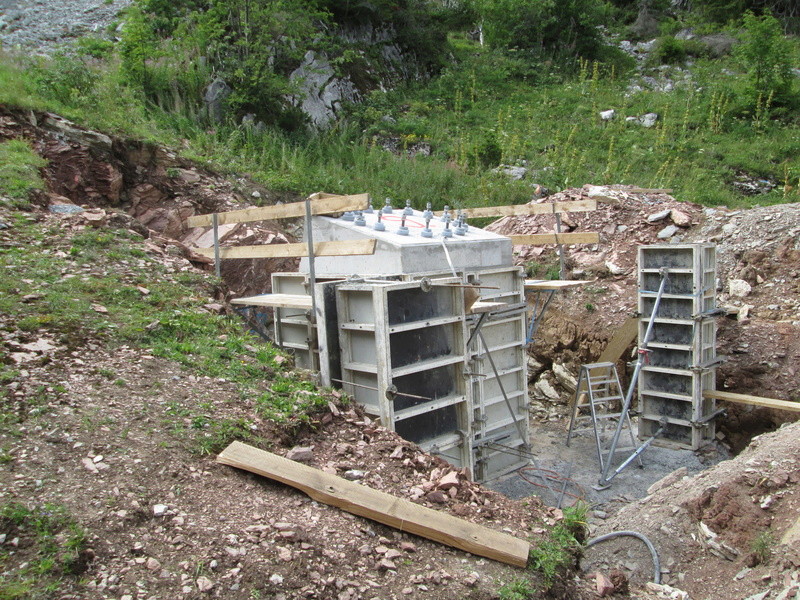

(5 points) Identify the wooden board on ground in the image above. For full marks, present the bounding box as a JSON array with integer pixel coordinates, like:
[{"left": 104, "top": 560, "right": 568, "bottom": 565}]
[
  {"left": 510, "top": 232, "right": 600, "bottom": 246},
  {"left": 597, "top": 317, "right": 639, "bottom": 365},
  {"left": 231, "top": 294, "right": 312, "bottom": 310},
  {"left": 524, "top": 280, "right": 590, "bottom": 290},
  {"left": 186, "top": 193, "right": 370, "bottom": 228},
  {"left": 192, "top": 239, "right": 376, "bottom": 260},
  {"left": 703, "top": 390, "right": 800, "bottom": 413},
  {"left": 217, "top": 441, "right": 530, "bottom": 567},
  {"left": 464, "top": 199, "right": 596, "bottom": 219}
]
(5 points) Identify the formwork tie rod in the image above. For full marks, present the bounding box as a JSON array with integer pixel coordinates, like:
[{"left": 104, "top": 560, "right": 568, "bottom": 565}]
[{"left": 329, "top": 378, "right": 433, "bottom": 401}]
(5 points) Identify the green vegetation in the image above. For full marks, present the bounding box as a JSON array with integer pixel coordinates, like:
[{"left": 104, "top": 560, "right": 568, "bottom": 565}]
[
  {"left": 0, "top": 139, "right": 46, "bottom": 208},
  {"left": 750, "top": 530, "right": 775, "bottom": 565},
  {"left": 528, "top": 502, "right": 588, "bottom": 588},
  {"left": 498, "top": 577, "right": 536, "bottom": 600},
  {"left": 0, "top": 502, "right": 89, "bottom": 599},
  {"left": 0, "top": 218, "right": 330, "bottom": 450}
]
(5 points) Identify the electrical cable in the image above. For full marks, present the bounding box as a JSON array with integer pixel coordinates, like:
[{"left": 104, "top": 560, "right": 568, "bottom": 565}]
[{"left": 585, "top": 531, "right": 661, "bottom": 585}]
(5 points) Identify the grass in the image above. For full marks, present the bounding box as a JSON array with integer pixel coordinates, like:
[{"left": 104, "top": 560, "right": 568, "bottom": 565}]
[
  {"left": 0, "top": 502, "right": 89, "bottom": 599},
  {"left": 0, "top": 216, "right": 333, "bottom": 449},
  {"left": 2, "top": 31, "right": 795, "bottom": 215},
  {"left": 528, "top": 502, "right": 588, "bottom": 589},
  {"left": 750, "top": 530, "right": 774, "bottom": 565},
  {"left": 0, "top": 139, "right": 46, "bottom": 209}
]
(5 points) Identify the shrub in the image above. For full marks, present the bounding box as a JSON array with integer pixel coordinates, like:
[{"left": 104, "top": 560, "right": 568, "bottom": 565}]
[{"left": 734, "top": 11, "right": 795, "bottom": 107}]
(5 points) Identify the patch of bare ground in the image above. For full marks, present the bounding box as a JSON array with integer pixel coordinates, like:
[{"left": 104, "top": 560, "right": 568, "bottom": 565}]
[{"left": 582, "top": 421, "right": 800, "bottom": 600}]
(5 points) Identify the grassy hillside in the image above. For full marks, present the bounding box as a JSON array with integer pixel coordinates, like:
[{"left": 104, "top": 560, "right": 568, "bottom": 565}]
[{"left": 0, "top": 2, "right": 798, "bottom": 210}]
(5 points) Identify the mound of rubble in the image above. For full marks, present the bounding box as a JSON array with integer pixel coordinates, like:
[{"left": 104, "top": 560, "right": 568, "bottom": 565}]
[{"left": 487, "top": 185, "right": 800, "bottom": 445}]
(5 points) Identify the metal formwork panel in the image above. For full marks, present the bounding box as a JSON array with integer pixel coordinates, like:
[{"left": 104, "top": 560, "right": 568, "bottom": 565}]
[
  {"left": 466, "top": 267, "right": 529, "bottom": 481},
  {"left": 271, "top": 273, "right": 316, "bottom": 370},
  {"left": 637, "top": 244, "right": 717, "bottom": 449},
  {"left": 336, "top": 278, "right": 473, "bottom": 472}
]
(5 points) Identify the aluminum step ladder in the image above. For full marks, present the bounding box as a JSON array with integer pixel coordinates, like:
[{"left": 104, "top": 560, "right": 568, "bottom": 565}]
[{"left": 565, "top": 362, "right": 642, "bottom": 474}]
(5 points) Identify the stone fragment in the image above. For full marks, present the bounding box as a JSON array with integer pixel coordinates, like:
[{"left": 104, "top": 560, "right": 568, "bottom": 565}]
[
  {"left": 384, "top": 549, "right": 403, "bottom": 560},
  {"left": 552, "top": 363, "right": 578, "bottom": 393},
  {"left": 343, "top": 469, "right": 365, "bottom": 481},
  {"left": 153, "top": 504, "right": 168, "bottom": 517},
  {"left": 605, "top": 260, "right": 624, "bottom": 276},
  {"left": 426, "top": 491, "right": 448, "bottom": 504},
  {"left": 670, "top": 209, "right": 692, "bottom": 227},
  {"left": 399, "top": 542, "right": 417, "bottom": 552},
  {"left": 600, "top": 109, "right": 616, "bottom": 121},
  {"left": 378, "top": 558, "right": 397, "bottom": 571},
  {"left": 196, "top": 576, "right": 214, "bottom": 592},
  {"left": 640, "top": 112, "right": 659, "bottom": 128},
  {"left": 285, "top": 446, "right": 314, "bottom": 462},
  {"left": 269, "top": 574, "right": 284, "bottom": 585},
  {"left": 437, "top": 471, "right": 460, "bottom": 490},
  {"left": 146, "top": 557, "right": 161, "bottom": 571},
  {"left": 81, "top": 457, "right": 99, "bottom": 474},
  {"left": 647, "top": 209, "right": 671, "bottom": 223},
  {"left": 595, "top": 572, "right": 615, "bottom": 597},
  {"left": 657, "top": 224, "right": 679, "bottom": 239},
  {"left": 729, "top": 279, "right": 752, "bottom": 298}
]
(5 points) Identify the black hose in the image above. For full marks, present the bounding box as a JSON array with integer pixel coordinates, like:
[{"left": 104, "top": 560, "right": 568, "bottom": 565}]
[{"left": 585, "top": 531, "right": 661, "bottom": 584}]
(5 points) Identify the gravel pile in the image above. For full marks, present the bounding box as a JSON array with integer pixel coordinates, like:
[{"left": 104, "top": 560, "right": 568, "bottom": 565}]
[{"left": 0, "top": 0, "right": 131, "bottom": 52}]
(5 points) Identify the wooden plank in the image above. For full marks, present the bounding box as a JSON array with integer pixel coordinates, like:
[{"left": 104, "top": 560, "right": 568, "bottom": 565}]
[
  {"left": 217, "top": 441, "right": 530, "bottom": 567},
  {"left": 464, "top": 199, "right": 596, "bottom": 219},
  {"left": 231, "top": 293, "right": 312, "bottom": 310},
  {"left": 192, "top": 239, "right": 376, "bottom": 260},
  {"left": 469, "top": 301, "right": 508, "bottom": 314},
  {"left": 703, "top": 390, "right": 800, "bottom": 413},
  {"left": 186, "top": 193, "right": 370, "bottom": 227},
  {"left": 510, "top": 232, "right": 600, "bottom": 246},
  {"left": 598, "top": 317, "right": 639, "bottom": 365},
  {"left": 524, "top": 279, "right": 590, "bottom": 290}
]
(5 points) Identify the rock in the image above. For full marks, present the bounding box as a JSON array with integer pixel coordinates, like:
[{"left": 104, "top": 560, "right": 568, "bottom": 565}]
[
  {"left": 552, "top": 363, "right": 578, "bottom": 393},
  {"left": 631, "top": 8, "right": 659, "bottom": 39},
  {"left": 81, "top": 457, "right": 99, "bottom": 474},
  {"left": 436, "top": 471, "right": 460, "bottom": 490},
  {"left": 600, "top": 109, "right": 616, "bottom": 121},
  {"left": 595, "top": 572, "right": 615, "bottom": 597},
  {"left": 657, "top": 224, "right": 679, "bottom": 239},
  {"left": 289, "top": 50, "right": 359, "bottom": 128},
  {"left": 605, "top": 260, "right": 624, "bottom": 276},
  {"left": 492, "top": 165, "right": 527, "bottom": 180},
  {"left": 343, "top": 469, "right": 365, "bottom": 481},
  {"left": 698, "top": 33, "right": 737, "bottom": 57},
  {"left": 146, "top": 557, "right": 161, "bottom": 571},
  {"left": 384, "top": 549, "right": 403, "bottom": 560},
  {"left": 425, "top": 491, "right": 448, "bottom": 504},
  {"left": 670, "top": 209, "right": 692, "bottom": 227},
  {"left": 728, "top": 279, "right": 752, "bottom": 298},
  {"left": 269, "top": 574, "right": 284, "bottom": 585},
  {"left": 534, "top": 377, "right": 561, "bottom": 400},
  {"left": 378, "top": 558, "right": 397, "bottom": 571},
  {"left": 647, "top": 209, "right": 671, "bottom": 223},
  {"left": 285, "top": 446, "right": 314, "bottom": 462},
  {"left": 196, "top": 576, "right": 214, "bottom": 592},
  {"left": 204, "top": 78, "right": 231, "bottom": 123},
  {"left": 399, "top": 542, "right": 416, "bottom": 552},
  {"left": 464, "top": 572, "right": 480, "bottom": 587},
  {"left": 153, "top": 504, "right": 168, "bottom": 517},
  {"left": 640, "top": 112, "right": 659, "bottom": 127}
]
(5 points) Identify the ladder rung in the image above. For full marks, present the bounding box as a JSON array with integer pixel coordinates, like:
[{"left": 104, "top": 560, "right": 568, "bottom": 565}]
[{"left": 587, "top": 377, "right": 617, "bottom": 385}]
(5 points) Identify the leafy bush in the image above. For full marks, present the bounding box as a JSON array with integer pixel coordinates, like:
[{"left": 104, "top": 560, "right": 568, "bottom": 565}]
[
  {"left": 651, "top": 36, "right": 688, "bottom": 65},
  {"left": 734, "top": 11, "right": 795, "bottom": 107},
  {"left": 472, "top": 0, "right": 612, "bottom": 62},
  {"left": 29, "top": 52, "right": 98, "bottom": 106}
]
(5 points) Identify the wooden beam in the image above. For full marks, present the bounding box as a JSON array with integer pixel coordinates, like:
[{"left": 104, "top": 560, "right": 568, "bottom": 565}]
[
  {"left": 217, "top": 441, "right": 531, "bottom": 567},
  {"left": 231, "top": 293, "right": 313, "bottom": 310},
  {"left": 703, "top": 390, "right": 800, "bottom": 413},
  {"left": 187, "top": 193, "right": 370, "bottom": 228},
  {"left": 464, "top": 199, "right": 596, "bottom": 219},
  {"left": 192, "top": 239, "right": 376, "bottom": 260},
  {"left": 598, "top": 317, "right": 639, "bottom": 365},
  {"left": 510, "top": 232, "right": 599, "bottom": 246},
  {"left": 524, "top": 279, "right": 590, "bottom": 290}
]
